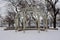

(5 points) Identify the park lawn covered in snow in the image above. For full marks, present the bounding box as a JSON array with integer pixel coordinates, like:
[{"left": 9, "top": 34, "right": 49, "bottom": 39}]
[{"left": 0, "top": 27, "right": 60, "bottom": 40}]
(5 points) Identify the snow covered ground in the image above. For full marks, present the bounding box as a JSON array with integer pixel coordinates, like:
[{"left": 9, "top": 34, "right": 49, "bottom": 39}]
[{"left": 0, "top": 27, "right": 60, "bottom": 40}]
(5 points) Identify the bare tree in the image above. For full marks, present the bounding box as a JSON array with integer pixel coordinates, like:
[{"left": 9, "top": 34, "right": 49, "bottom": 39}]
[
  {"left": 7, "top": 0, "right": 29, "bottom": 28},
  {"left": 5, "top": 11, "right": 16, "bottom": 27},
  {"left": 45, "top": 0, "right": 60, "bottom": 28}
]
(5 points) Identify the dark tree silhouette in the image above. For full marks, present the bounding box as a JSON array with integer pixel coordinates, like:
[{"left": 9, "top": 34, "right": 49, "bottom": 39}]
[{"left": 45, "top": 0, "right": 60, "bottom": 28}]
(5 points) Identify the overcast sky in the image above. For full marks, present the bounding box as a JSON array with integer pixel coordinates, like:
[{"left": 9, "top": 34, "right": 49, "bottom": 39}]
[{"left": 0, "top": 0, "right": 60, "bottom": 18}]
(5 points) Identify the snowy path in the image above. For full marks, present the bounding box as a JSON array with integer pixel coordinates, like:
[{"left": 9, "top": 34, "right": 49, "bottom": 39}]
[{"left": 0, "top": 27, "right": 60, "bottom": 40}]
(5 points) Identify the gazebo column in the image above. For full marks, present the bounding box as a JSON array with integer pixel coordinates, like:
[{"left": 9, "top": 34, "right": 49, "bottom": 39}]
[
  {"left": 37, "top": 13, "right": 40, "bottom": 33},
  {"left": 15, "top": 13, "right": 19, "bottom": 31},
  {"left": 23, "top": 11, "right": 26, "bottom": 33},
  {"left": 45, "top": 14, "right": 48, "bottom": 31}
]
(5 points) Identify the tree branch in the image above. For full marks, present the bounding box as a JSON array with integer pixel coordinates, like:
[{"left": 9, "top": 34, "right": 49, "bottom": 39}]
[
  {"left": 55, "top": 9, "right": 59, "bottom": 15},
  {"left": 54, "top": 0, "right": 59, "bottom": 5},
  {"left": 46, "top": 0, "right": 53, "bottom": 6}
]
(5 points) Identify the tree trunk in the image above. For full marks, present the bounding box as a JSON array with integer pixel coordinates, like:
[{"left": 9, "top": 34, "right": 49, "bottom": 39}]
[{"left": 53, "top": 15, "right": 56, "bottom": 28}]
